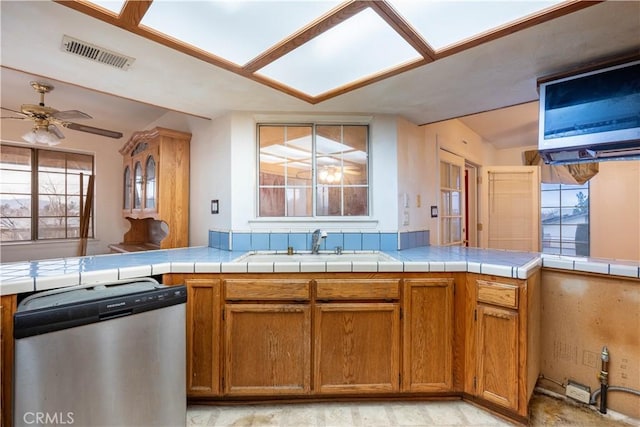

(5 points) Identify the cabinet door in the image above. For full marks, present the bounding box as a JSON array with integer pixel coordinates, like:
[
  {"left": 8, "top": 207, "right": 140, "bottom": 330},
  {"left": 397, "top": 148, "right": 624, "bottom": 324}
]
[
  {"left": 133, "top": 161, "right": 143, "bottom": 210},
  {"left": 185, "top": 279, "right": 221, "bottom": 396},
  {"left": 314, "top": 303, "right": 400, "bottom": 394},
  {"left": 224, "top": 304, "right": 311, "bottom": 396},
  {"left": 1, "top": 295, "right": 16, "bottom": 426},
  {"left": 403, "top": 278, "right": 454, "bottom": 392},
  {"left": 144, "top": 155, "right": 157, "bottom": 212},
  {"left": 476, "top": 304, "right": 519, "bottom": 410},
  {"left": 123, "top": 165, "right": 132, "bottom": 211}
]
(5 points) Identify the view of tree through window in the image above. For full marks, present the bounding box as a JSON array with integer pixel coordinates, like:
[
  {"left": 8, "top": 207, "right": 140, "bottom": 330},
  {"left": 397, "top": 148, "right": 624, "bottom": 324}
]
[
  {"left": 1, "top": 145, "right": 94, "bottom": 242},
  {"left": 541, "top": 182, "right": 589, "bottom": 256},
  {"left": 258, "top": 124, "right": 369, "bottom": 217}
]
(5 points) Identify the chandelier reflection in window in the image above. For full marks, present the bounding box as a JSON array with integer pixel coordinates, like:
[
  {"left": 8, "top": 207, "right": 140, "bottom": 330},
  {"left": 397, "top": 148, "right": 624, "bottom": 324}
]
[{"left": 318, "top": 166, "right": 342, "bottom": 183}]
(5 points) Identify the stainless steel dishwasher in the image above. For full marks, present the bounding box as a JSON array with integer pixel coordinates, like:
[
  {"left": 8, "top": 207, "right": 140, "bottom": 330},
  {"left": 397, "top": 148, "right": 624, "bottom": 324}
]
[{"left": 13, "top": 278, "right": 187, "bottom": 427}]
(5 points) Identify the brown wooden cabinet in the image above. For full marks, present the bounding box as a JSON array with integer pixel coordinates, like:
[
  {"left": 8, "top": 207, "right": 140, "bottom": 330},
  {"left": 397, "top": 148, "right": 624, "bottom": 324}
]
[
  {"left": 465, "top": 272, "right": 540, "bottom": 419},
  {"left": 185, "top": 278, "right": 221, "bottom": 397},
  {"left": 223, "top": 279, "right": 311, "bottom": 396},
  {"left": 117, "top": 127, "right": 190, "bottom": 250},
  {"left": 1, "top": 295, "right": 17, "bottom": 427},
  {"left": 314, "top": 278, "right": 400, "bottom": 394},
  {"left": 402, "top": 278, "right": 454, "bottom": 392},
  {"left": 162, "top": 270, "right": 539, "bottom": 423},
  {"left": 476, "top": 303, "right": 519, "bottom": 408}
]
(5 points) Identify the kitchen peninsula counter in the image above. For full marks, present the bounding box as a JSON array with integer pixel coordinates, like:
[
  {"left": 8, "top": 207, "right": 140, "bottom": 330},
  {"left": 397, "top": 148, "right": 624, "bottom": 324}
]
[
  {"left": 1, "top": 245, "right": 639, "bottom": 295},
  {"left": 2, "top": 246, "right": 638, "bottom": 425}
]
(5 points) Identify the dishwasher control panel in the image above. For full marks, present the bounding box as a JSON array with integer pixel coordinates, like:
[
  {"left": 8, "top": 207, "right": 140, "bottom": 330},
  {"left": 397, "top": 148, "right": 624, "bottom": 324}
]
[{"left": 14, "top": 284, "right": 187, "bottom": 339}]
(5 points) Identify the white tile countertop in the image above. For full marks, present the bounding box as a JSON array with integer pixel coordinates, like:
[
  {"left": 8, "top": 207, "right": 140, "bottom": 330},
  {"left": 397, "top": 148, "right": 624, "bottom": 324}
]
[{"left": 1, "top": 246, "right": 638, "bottom": 296}]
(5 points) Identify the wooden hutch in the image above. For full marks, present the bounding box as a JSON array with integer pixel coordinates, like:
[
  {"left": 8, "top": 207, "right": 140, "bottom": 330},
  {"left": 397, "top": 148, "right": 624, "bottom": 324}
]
[{"left": 112, "top": 127, "right": 191, "bottom": 252}]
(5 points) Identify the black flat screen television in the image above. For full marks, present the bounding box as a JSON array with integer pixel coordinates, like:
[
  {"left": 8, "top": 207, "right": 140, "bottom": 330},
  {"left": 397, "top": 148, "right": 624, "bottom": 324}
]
[{"left": 538, "top": 60, "right": 640, "bottom": 154}]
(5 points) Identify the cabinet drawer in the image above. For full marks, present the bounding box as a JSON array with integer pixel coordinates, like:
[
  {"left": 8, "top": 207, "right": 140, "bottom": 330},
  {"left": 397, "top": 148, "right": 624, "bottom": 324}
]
[
  {"left": 315, "top": 279, "right": 400, "bottom": 300},
  {"left": 224, "top": 279, "right": 310, "bottom": 301},
  {"left": 477, "top": 280, "right": 518, "bottom": 309}
]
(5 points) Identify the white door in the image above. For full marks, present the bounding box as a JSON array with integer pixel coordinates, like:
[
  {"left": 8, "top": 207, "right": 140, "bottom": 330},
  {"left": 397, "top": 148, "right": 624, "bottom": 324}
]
[
  {"left": 481, "top": 166, "right": 540, "bottom": 251},
  {"left": 439, "top": 150, "right": 465, "bottom": 246}
]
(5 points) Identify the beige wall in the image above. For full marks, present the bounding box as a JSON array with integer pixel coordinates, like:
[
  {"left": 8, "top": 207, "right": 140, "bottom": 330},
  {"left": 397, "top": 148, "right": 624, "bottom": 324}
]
[
  {"left": 397, "top": 117, "right": 437, "bottom": 234},
  {"left": 539, "top": 270, "right": 640, "bottom": 418},
  {"left": 589, "top": 161, "right": 640, "bottom": 262}
]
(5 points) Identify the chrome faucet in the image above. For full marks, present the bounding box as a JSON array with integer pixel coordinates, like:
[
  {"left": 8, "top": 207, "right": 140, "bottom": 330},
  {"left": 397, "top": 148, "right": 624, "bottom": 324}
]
[{"left": 311, "top": 229, "right": 327, "bottom": 254}]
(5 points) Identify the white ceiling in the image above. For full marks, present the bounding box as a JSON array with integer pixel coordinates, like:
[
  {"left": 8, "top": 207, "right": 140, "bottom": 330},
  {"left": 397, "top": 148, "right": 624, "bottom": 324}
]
[{"left": 1, "top": 1, "right": 639, "bottom": 149}]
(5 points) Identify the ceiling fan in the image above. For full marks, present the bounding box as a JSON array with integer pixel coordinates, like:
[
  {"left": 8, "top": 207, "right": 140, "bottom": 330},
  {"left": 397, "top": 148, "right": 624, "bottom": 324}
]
[{"left": 1, "top": 81, "right": 123, "bottom": 145}]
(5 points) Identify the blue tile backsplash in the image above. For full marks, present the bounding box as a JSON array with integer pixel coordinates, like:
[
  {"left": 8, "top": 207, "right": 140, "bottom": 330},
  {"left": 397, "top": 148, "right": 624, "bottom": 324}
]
[{"left": 208, "top": 230, "right": 429, "bottom": 251}]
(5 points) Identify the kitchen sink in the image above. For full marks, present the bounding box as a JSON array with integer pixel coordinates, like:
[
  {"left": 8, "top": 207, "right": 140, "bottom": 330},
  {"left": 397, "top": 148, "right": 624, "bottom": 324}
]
[{"left": 232, "top": 251, "right": 398, "bottom": 263}]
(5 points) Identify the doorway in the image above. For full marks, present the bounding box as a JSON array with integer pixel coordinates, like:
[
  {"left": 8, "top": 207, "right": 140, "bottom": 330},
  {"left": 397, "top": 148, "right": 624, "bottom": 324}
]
[
  {"left": 465, "top": 162, "right": 478, "bottom": 247},
  {"left": 438, "top": 150, "right": 465, "bottom": 246}
]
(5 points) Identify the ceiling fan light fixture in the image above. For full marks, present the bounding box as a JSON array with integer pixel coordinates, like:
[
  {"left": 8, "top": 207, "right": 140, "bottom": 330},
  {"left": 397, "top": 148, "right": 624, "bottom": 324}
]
[{"left": 22, "top": 127, "right": 61, "bottom": 146}]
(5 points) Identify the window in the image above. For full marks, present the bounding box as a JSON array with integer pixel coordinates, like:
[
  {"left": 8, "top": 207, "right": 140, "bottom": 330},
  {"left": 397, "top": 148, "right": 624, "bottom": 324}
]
[
  {"left": 258, "top": 124, "right": 369, "bottom": 217},
  {"left": 541, "top": 182, "right": 589, "bottom": 256},
  {"left": 1, "top": 144, "right": 94, "bottom": 242}
]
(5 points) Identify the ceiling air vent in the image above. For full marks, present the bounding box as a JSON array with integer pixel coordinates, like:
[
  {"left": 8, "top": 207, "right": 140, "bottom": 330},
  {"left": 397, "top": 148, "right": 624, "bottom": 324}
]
[{"left": 61, "top": 35, "right": 135, "bottom": 70}]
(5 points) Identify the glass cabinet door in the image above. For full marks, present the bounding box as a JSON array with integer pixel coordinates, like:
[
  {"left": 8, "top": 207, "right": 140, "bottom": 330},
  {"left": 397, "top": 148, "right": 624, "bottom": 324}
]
[
  {"left": 145, "top": 156, "right": 156, "bottom": 210},
  {"left": 123, "top": 165, "right": 132, "bottom": 210},
  {"left": 133, "top": 161, "right": 143, "bottom": 209}
]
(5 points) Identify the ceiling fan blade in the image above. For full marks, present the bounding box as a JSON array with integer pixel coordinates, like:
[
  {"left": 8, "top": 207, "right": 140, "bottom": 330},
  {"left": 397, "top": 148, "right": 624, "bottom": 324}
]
[
  {"left": 48, "top": 124, "right": 66, "bottom": 139},
  {"left": 63, "top": 122, "right": 123, "bottom": 139},
  {"left": 52, "top": 110, "right": 92, "bottom": 120},
  {"left": 1, "top": 106, "right": 29, "bottom": 118}
]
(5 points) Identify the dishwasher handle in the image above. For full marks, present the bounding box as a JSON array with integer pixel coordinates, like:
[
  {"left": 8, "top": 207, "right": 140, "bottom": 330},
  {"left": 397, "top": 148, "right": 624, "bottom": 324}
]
[{"left": 99, "top": 308, "right": 134, "bottom": 321}]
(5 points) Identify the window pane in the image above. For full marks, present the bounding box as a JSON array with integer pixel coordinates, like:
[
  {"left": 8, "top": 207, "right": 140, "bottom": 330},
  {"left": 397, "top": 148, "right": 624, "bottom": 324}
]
[
  {"left": 441, "top": 191, "right": 450, "bottom": 216},
  {"left": 561, "top": 189, "right": 589, "bottom": 210},
  {"left": 451, "top": 191, "right": 461, "bottom": 215},
  {"left": 344, "top": 187, "right": 367, "bottom": 216},
  {"left": 39, "top": 195, "right": 66, "bottom": 216},
  {"left": 1, "top": 195, "right": 31, "bottom": 216},
  {"left": 67, "top": 217, "right": 80, "bottom": 238},
  {"left": 316, "top": 185, "right": 341, "bottom": 216},
  {"left": 286, "top": 187, "right": 311, "bottom": 217},
  {"left": 134, "top": 162, "right": 143, "bottom": 209},
  {"left": 442, "top": 218, "right": 451, "bottom": 244},
  {"left": 541, "top": 207, "right": 560, "bottom": 223},
  {"left": 0, "top": 170, "right": 31, "bottom": 193},
  {"left": 541, "top": 190, "right": 560, "bottom": 207},
  {"left": 1, "top": 218, "right": 31, "bottom": 241},
  {"left": 451, "top": 217, "right": 462, "bottom": 242},
  {"left": 67, "top": 174, "right": 81, "bottom": 196},
  {"left": 440, "top": 162, "right": 449, "bottom": 188},
  {"left": 38, "top": 217, "right": 66, "bottom": 239},
  {"left": 145, "top": 156, "right": 156, "bottom": 209},
  {"left": 124, "top": 166, "right": 131, "bottom": 209},
  {"left": 450, "top": 165, "right": 461, "bottom": 190},
  {"left": 38, "top": 172, "right": 65, "bottom": 194},
  {"left": 67, "top": 196, "right": 81, "bottom": 216},
  {"left": 259, "top": 187, "right": 285, "bottom": 217}
]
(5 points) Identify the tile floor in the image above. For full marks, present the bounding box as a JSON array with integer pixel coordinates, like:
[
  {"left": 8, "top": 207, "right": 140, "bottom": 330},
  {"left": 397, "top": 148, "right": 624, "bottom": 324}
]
[
  {"left": 186, "top": 400, "right": 515, "bottom": 427},
  {"left": 186, "top": 393, "right": 640, "bottom": 427}
]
